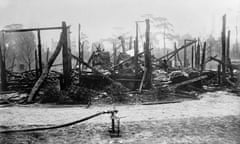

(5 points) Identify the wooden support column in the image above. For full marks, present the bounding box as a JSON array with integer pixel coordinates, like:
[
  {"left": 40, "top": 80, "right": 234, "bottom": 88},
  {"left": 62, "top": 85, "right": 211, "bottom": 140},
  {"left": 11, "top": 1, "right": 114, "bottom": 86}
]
[
  {"left": 0, "top": 35, "right": 7, "bottom": 91},
  {"left": 67, "top": 27, "right": 72, "bottom": 71},
  {"left": 37, "top": 30, "right": 42, "bottom": 74},
  {"left": 227, "top": 30, "right": 233, "bottom": 77},
  {"left": 134, "top": 22, "right": 139, "bottom": 78},
  {"left": 174, "top": 42, "right": 177, "bottom": 67},
  {"left": 113, "top": 42, "right": 117, "bottom": 67},
  {"left": 46, "top": 48, "right": 49, "bottom": 63},
  {"left": 78, "top": 24, "right": 81, "bottom": 85},
  {"left": 226, "top": 30, "right": 230, "bottom": 62},
  {"left": 144, "top": 19, "right": 152, "bottom": 89},
  {"left": 184, "top": 40, "right": 187, "bottom": 67},
  {"left": 196, "top": 40, "right": 201, "bottom": 70},
  {"left": 62, "top": 21, "right": 71, "bottom": 89},
  {"left": 35, "top": 49, "right": 39, "bottom": 78},
  {"left": 201, "top": 42, "right": 206, "bottom": 71},
  {"left": 191, "top": 45, "right": 194, "bottom": 69},
  {"left": 221, "top": 15, "right": 226, "bottom": 82}
]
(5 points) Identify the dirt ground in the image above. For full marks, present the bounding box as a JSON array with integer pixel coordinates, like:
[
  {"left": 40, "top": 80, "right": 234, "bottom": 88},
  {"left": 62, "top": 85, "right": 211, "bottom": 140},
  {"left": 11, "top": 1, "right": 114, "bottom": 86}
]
[{"left": 0, "top": 91, "right": 240, "bottom": 144}]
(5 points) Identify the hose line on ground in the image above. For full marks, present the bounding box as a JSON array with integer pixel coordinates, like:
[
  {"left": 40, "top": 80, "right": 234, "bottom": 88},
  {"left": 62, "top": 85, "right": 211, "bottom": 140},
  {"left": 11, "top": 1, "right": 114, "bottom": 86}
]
[{"left": 0, "top": 110, "right": 118, "bottom": 134}]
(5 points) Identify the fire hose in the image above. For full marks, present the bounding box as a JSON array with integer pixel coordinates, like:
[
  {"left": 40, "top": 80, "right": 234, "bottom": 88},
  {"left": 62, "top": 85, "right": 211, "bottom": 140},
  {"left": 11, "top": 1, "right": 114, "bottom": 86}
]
[{"left": 0, "top": 110, "right": 118, "bottom": 134}]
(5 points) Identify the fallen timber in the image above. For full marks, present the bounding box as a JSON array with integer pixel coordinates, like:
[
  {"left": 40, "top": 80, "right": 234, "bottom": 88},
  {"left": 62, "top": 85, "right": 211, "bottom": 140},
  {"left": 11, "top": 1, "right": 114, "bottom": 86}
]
[
  {"left": 157, "top": 40, "right": 197, "bottom": 61},
  {"left": 169, "top": 75, "right": 208, "bottom": 90}
]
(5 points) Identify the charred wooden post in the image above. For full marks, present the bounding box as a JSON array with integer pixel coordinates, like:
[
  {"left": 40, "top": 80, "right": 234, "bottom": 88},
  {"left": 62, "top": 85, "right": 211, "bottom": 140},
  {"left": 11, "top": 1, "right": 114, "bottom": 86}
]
[
  {"left": 62, "top": 22, "right": 71, "bottom": 89},
  {"left": 134, "top": 22, "right": 139, "bottom": 75},
  {"left": 67, "top": 27, "right": 72, "bottom": 72},
  {"left": 201, "top": 42, "right": 206, "bottom": 71},
  {"left": 196, "top": 39, "right": 201, "bottom": 70},
  {"left": 174, "top": 42, "right": 177, "bottom": 67},
  {"left": 113, "top": 42, "right": 117, "bottom": 66},
  {"left": 37, "top": 30, "right": 42, "bottom": 74},
  {"left": 134, "top": 21, "right": 140, "bottom": 89},
  {"left": 226, "top": 30, "right": 230, "bottom": 61},
  {"left": 221, "top": 15, "right": 226, "bottom": 82},
  {"left": 78, "top": 24, "right": 81, "bottom": 85},
  {"left": 191, "top": 45, "right": 194, "bottom": 69},
  {"left": 46, "top": 48, "right": 49, "bottom": 63},
  {"left": 184, "top": 40, "right": 187, "bottom": 67},
  {"left": 0, "top": 37, "right": 7, "bottom": 91},
  {"left": 144, "top": 19, "right": 152, "bottom": 89},
  {"left": 217, "top": 64, "right": 221, "bottom": 85},
  {"left": 227, "top": 30, "right": 233, "bottom": 77},
  {"left": 35, "top": 49, "right": 39, "bottom": 78}
]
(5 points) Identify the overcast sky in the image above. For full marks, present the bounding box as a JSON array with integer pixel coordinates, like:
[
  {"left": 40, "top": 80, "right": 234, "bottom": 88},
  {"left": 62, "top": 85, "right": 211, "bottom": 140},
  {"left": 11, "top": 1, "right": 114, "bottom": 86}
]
[{"left": 0, "top": 0, "right": 239, "bottom": 48}]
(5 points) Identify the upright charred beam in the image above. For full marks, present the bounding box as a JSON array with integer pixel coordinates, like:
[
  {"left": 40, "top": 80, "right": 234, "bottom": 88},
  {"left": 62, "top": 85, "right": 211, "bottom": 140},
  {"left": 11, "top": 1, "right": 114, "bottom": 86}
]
[
  {"left": 62, "top": 22, "right": 71, "bottom": 89},
  {"left": 144, "top": 19, "right": 152, "bottom": 89},
  {"left": 37, "top": 30, "right": 42, "bottom": 74},
  {"left": 191, "top": 45, "right": 194, "bottom": 68},
  {"left": 227, "top": 30, "right": 233, "bottom": 77},
  {"left": 174, "top": 42, "right": 177, "bottom": 67},
  {"left": 113, "top": 42, "right": 117, "bottom": 67},
  {"left": 35, "top": 49, "right": 39, "bottom": 78},
  {"left": 201, "top": 42, "right": 206, "bottom": 71},
  {"left": 134, "top": 22, "right": 139, "bottom": 76},
  {"left": 221, "top": 15, "right": 226, "bottom": 82},
  {"left": 0, "top": 33, "right": 7, "bottom": 91},
  {"left": 78, "top": 24, "right": 81, "bottom": 86},
  {"left": 184, "top": 40, "right": 187, "bottom": 67}
]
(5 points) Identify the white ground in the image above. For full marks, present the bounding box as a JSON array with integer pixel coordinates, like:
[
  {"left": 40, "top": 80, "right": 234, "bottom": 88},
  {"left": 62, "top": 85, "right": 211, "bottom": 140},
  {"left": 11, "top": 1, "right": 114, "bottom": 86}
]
[{"left": 0, "top": 91, "right": 239, "bottom": 127}]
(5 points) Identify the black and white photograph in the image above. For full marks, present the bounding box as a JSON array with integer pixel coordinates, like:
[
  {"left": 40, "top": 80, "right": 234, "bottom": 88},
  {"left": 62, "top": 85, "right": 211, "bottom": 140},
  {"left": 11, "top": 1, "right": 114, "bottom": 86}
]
[{"left": 0, "top": 0, "right": 240, "bottom": 143}]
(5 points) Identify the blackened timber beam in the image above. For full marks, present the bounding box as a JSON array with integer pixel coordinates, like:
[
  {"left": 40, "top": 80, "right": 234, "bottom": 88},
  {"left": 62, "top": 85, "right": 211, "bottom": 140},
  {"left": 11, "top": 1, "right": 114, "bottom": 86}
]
[
  {"left": 221, "top": 14, "right": 226, "bottom": 82},
  {"left": 200, "top": 42, "right": 206, "bottom": 71},
  {"left": 35, "top": 49, "right": 39, "bottom": 78},
  {"left": 37, "top": 30, "right": 42, "bottom": 74},
  {"left": 184, "top": 40, "right": 187, "bottom": 67},
  {"left": 191, "top": 45, "right": 194, "bottom": 68},
  {"left": 161, "top": 40, "right": 197, "bottom": 61},
  {"left": 2, "top": 26, "right": 66, "bottom": 33},
  {"left": 174, "top": 42, "right": 177, "bottom": 67},
  {"left": 134, "top": 22, "right": 139, "bottom": 77},
  {"left": 144, "top": 19, "right": 152, "bottom": 89},
  {"left": 62, "top": 22, "right": 71, "bottom": 89},
  {"left": 0, "top": 41, "right": 7, "bottom": 91}
]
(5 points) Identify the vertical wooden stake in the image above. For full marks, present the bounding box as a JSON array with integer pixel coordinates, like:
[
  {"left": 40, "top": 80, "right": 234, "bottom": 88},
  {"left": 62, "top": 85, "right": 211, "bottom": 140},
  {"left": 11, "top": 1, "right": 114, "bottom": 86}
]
[
  {"left": 62, "top": 21, "right": 71, "bottom": 89},
  {"left": 191, "top": 45, "right": 194, "bottom": 69},
  {"left": 113, "top": 42, "right": 117, "bottom": 67},
  {"left": 0, "top": 34, "right": 7, "bottom": 91},
  {"left": 35, "top": 49, "right": 39, "bottom": 78},
  {"left": 78, "top": 24, "right": 81, "bottom": 85},
  {"left": 221, "top": 15, "right": 226, "bottom": 82},
  {"left": 184, "top": 40, "right": 187, "bottom": 67},
  {"left": 201, "top": 42, "right": 206, "bottom": 71},
  {"left": 174, "top": 42, "right": 177, "bottom": 67},
  {"left": 37, "top": 30, "right": 42, "bottom": 74},
  {"left": 144, "top": 19, "right": 152, "bottom": 89},
  {"left": 46, "top": 48, "right": 49, "bottom": 63},
  {"left": 134, "top": 22, "right": 139, "bottom": 89}
]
